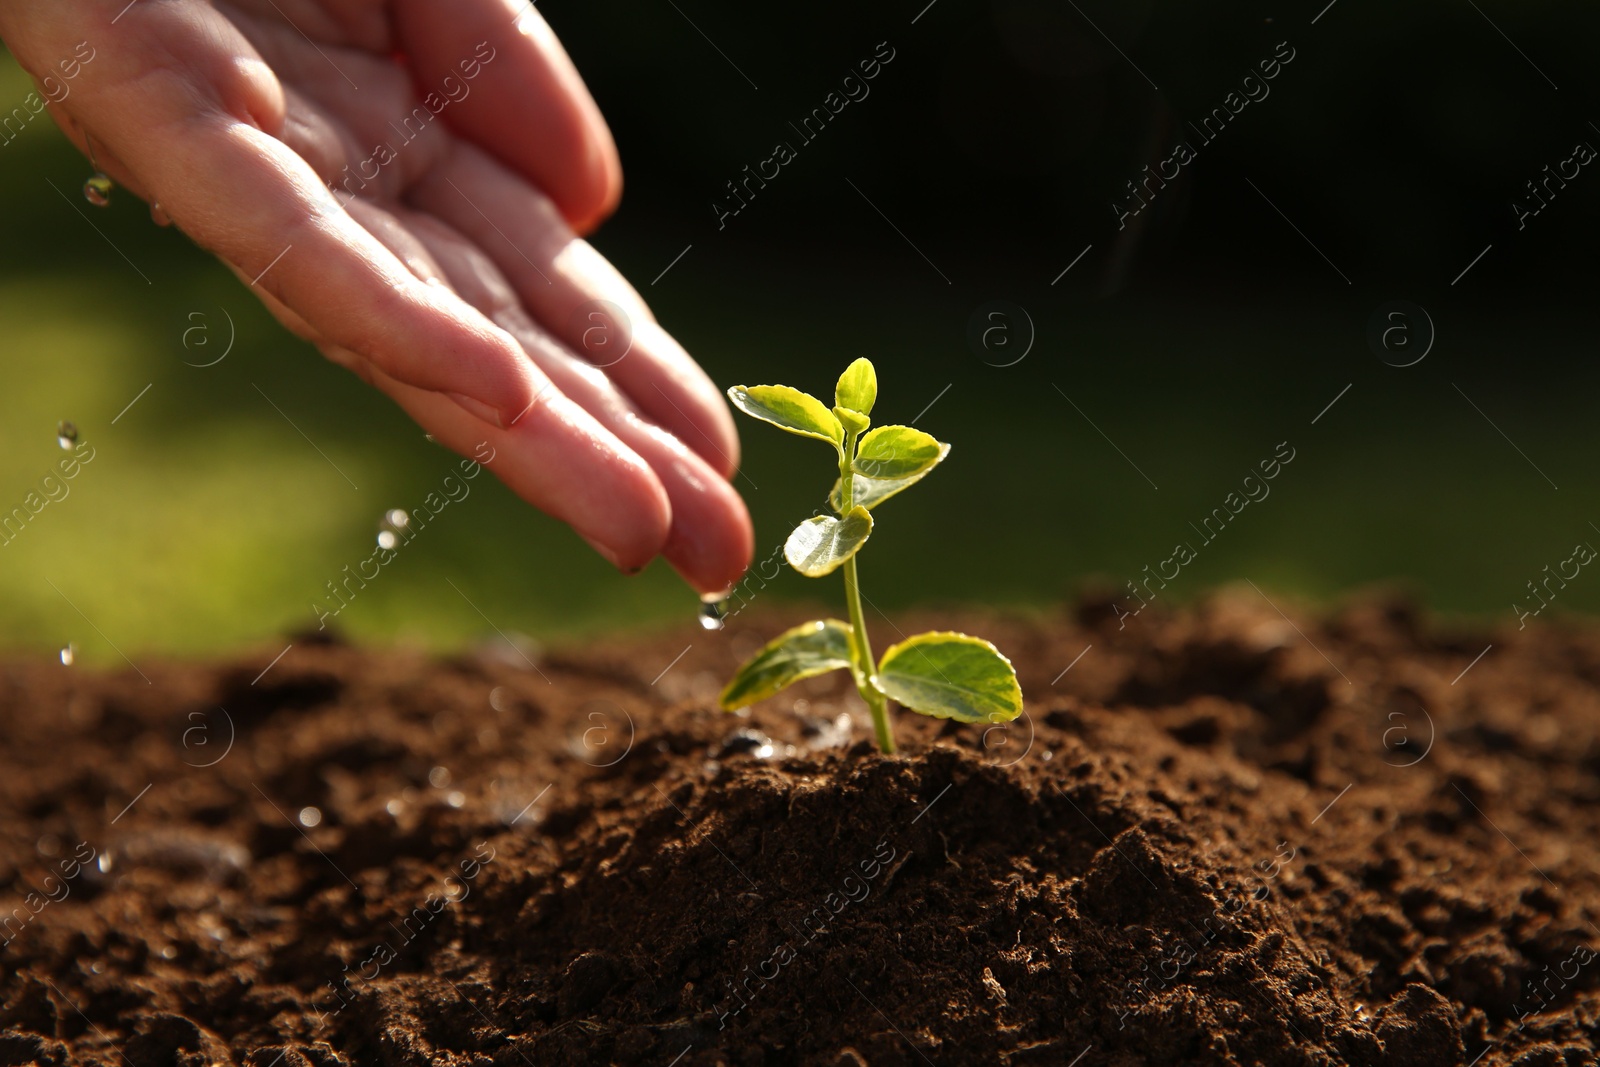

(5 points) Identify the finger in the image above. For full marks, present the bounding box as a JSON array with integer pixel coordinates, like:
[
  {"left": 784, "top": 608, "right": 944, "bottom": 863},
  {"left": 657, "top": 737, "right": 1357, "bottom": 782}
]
[
  {"left": 394, "top": 0, "right": 621, "bottom": 233},
  {"left": 275, "top": 84, "right": 370, "bottom": 190},
  {"left": 399, "top": 211, "right": 752, "bottom": 593},
  {"left": 221, "top": 0, "right": 393, "bottom": 52},
  {"left": 60, "top": 0, "right": 542, "bottom": 426},
  {"left": 338, "top": 199, "right": 674, "bottom": 570},
  {"left": 373, "top": 366, "right": 675, "bottom": 572},
  {"left": 409, "top": 144, "right": 743, "bottom": 479}
]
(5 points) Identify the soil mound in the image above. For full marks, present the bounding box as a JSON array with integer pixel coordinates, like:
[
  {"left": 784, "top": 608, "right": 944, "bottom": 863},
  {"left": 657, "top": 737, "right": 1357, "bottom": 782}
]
[{"left": 1, "top": 591, "right": 1597, "bottom": 1065}]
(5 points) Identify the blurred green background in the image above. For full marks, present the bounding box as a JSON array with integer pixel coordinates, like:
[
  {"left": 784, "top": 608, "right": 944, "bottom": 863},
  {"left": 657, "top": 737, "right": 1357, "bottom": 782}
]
[{"left": 2, "top": 0, "right": 1598, "bottom": 663}]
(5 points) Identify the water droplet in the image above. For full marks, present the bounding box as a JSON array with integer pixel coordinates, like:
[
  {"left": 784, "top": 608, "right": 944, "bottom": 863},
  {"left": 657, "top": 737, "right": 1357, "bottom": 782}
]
[
  {"left": 97, "top": 852, "right": 114, "bottom": 874},
  {"left": 428, "top": 766, "right": 452, "bottom": 788},
  {"left": 376, "top": 508, "right": 410, "bottom": 549},
  {"left": 698, "top": 598, "right": 728, "bottom": 631},
  {"left": 59, "top": 643, "right": 76, "bottom": 666},
  {"left": 445, "top": 790, "right": 466, "bottom": 809},
  {"left": 297, "top": 806, "right": 322, "bottom": 828},
  {"left": 150, "top": 202, "right": 171, "bottom": 227},
  {"left": 57, "top": 421, "right": 78, "bottom": 449},
  {"left": 799, "top": 711, "right": 854, "bottom": 751},
  {"left": 719, "top": 728, "right": 777, "bottom": 760},
  {"left": 83, "top": 173, "right": 113, "bottom": 207}
]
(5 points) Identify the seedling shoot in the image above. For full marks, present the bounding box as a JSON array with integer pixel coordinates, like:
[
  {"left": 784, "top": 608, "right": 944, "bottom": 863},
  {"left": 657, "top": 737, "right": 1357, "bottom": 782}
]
[{"left": 719, "top": 358, "right": 1023, "bottom": 753}]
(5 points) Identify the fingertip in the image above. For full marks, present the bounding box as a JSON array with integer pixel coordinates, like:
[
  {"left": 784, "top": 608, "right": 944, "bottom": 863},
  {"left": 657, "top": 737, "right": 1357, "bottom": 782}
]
[
  {"left": 564, "top": 129, "right": 622, "bottom": 236},
  {"left": 396, "top": 0, "right": 623, "bottom": 234},
  {"left": 506, "top": 4, "right": 622, "bottom": 233}
]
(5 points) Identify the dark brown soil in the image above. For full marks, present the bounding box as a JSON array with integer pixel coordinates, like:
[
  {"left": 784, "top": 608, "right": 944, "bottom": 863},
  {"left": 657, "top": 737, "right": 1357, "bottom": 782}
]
[{"left": 2, "top": 590, "right": 1598, "bottom": 1067}]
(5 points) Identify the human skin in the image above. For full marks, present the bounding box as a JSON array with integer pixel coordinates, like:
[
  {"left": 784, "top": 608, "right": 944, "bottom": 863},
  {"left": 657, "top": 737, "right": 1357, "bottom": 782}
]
[{"left": 0, "top": 0, "right": 752, "bottom": 594}]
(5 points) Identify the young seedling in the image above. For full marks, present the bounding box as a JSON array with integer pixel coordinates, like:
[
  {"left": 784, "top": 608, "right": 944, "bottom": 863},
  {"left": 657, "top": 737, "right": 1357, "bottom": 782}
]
[{"left": 719, "top": 358, "right": 1022, "bottom": 754}]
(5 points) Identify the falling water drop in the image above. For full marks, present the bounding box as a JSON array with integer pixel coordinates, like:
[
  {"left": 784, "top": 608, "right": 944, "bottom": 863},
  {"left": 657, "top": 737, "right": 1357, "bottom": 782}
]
[
  {"left": 59, "top": 643, "right": 76, "bottom": 666},
  {"left": 150, "top": 202, "right": 171, "bottom": 227},
  {"left": 376, "top": 508, "right": 410, "bottom": 550},
  {"left": 698, "top": 594, "right": 728, "bottom": 631},
  {"left": 57, "top": 421, "right": 78, "bottom": 450},
  {"left": 83, "top": 173, "right": 113, "bottom": 207}
]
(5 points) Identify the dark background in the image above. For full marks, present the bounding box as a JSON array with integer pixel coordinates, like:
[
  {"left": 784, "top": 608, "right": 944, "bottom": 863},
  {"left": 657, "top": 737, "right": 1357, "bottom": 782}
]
[{"left": 1, "top": 0, "right": 1596, "bottom": 660}]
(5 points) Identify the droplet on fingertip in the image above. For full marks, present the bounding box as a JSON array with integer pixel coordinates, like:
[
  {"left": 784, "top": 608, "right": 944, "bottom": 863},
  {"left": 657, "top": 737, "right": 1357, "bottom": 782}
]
[
  {"left": 150, "top": 202, "right": 171, "bottom": 227},
  {"left": 57, "top": 421, "right": 78, "bottom": 449},
  {"left": 83, "top": 173, "right": 113, "bottom": 207},
  {"left": 698, "top": 590, "right": 731, "bottom": 631}
]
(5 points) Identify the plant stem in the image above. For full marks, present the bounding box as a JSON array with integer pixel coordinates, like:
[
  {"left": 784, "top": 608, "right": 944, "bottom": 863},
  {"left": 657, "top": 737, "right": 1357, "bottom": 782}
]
[
  {"left": 843, "top": 553, "right": 894, "bottom": 754},
  {"left": 836, "top": 427, "right": 894, "bottom": 754}
]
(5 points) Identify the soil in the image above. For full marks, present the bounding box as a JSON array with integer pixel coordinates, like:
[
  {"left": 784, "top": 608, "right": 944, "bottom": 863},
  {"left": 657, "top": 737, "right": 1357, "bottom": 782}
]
[{"left": 1, "top": 589, "right": 1598, "bottom": 1067}]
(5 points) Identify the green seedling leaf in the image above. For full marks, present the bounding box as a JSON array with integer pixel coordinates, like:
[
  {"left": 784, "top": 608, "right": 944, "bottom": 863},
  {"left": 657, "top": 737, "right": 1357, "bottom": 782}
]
[
  {"left": 719, "top": 619, "right": 855, "bottom": 710},
  {"left": 854, "top": 425, "right": 944, "bottom": 480},
  {"left": 727, "top": 384, "right": 843, "bottom": 445},
  {"left": 873, "top": 631, "right": 1023, "bottom": 724},
  {"left": 833, "top": 406, "right": 871, "bottom": 436},
  {"left": 830, "top": 442, "right": 951, "bottom": 511},
  {"left": 835, "top": 358, "right": 878, "bottom": 415},
  {"left": 785, "top": 506, "right": 873, "bottom": 577}
]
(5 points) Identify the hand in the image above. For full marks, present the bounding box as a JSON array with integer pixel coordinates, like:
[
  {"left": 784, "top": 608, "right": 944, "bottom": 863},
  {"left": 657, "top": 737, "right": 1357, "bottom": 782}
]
[{"left": 0, "top": 0, "right": 752, "bottom": 595}]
